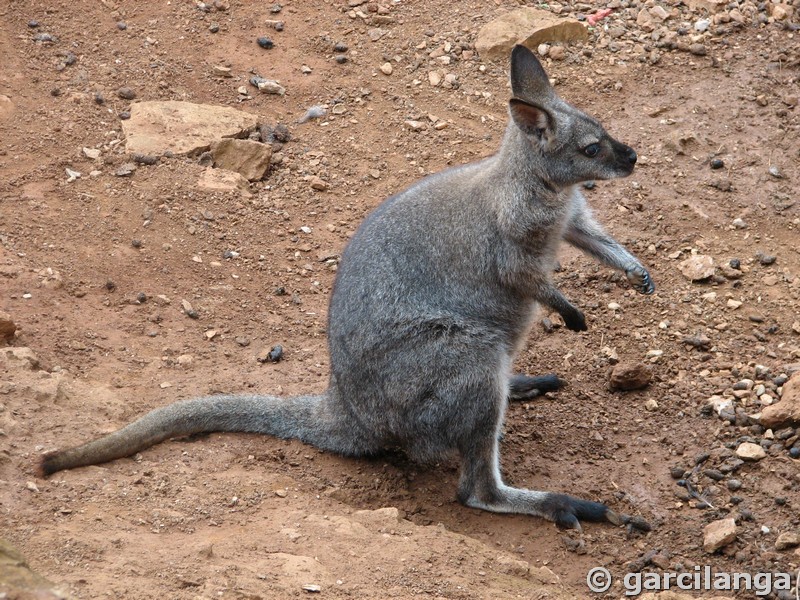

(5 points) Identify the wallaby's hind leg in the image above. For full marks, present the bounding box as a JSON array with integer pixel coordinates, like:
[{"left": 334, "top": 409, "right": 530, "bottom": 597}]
[
  {"left": 508, "top": 373, "right": 563, "bottom": 401},
  {"left": 456, "top": 411, "right": 646, "bottom": 530}
]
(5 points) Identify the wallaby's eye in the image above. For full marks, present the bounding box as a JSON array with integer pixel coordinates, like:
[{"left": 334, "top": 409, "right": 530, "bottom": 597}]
[{"left": 583, "top": 143, "right": 601, "bottom": 158}]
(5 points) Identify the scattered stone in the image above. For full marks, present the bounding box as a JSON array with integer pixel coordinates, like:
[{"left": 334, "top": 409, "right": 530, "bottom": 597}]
[
  {"left": 0, "top": 311, "right": 17, "bottom": 340},
  {"left": 759, "top": 373, "right": 800, "bottom": 428},
  {"left": 475, "top": 8, "right": 588, "bottom": 62},
  {"left": 252, "top": 78, "right": 285, "bottom": 95},
  {"left": 727, "top": 479, "right": 742, "bottom": 491},
  {"left": 710, "top": 158, "right": 724, "bottom": 170},
  {"left": 679, "top": 255, "right": 715, "bottom": 281},
  {"left": 334, "top": 42, "right": 348, "bottom": 52},
  {"left": 198, "top": 167, "right": 252, "bottom": 198},
  {"left": 735, "top": 442, "right": 766, "bottom": 461},
  {"left": 775, "top": 532, "right": 800, "bottom": 551},
  {"left": 82, "top": 147, "right": 101, "bottom": 160},
  {"left": 732, "top": 218, "right": 746, "bottom": 229},
  {"left": 335, "top": 55, "right": 348, "bottom": 64},
  {"left": 210, "top": 139, "right": 272, "bottom": 182},
  {"left": 687, "top": 0, "right": 728, "bottom": 12},
  {"left": 117, "top": 86, "right": 136, "bottom": 100},
  {"left": 131, "top": 239, "right": 142, "bottom": 248},
  {"left": 756, "top": 252, "right": 776, "bottom": 266},
  {"left": 609, "top": 363, "right": 652, "bottom": 391},
  {"left": 365, "top": 27, "right": 387, "bottom": 42},
  {"left": 65, "top": 168, "right": 80, "bottom": 182},
  {"left": 703, "top": 518, "right": 737, "bottom": 553},
  {"left": 404, "top": 120, "right": 427, "bottom": 132},
  {"left": 114, "top": 163, "right": 137, "bottom": 177},
  {"left": 428, "top": 71, "right": 442, "bottom": 87},
  {"left": 266, "top": 20, "right": 284, "bottom": 31},
  {"left": 309, "top": 176, "right": 329, "bottom": 191},
  {"left": 380, "top": 62, "right": 393, "bottom": 75},
  {"left": 302, "top": 584, "right": 321, "bottom": 593},
  {"left": 688, "top": 43, "right": 706, "bottom": 56},
  {"left": 122, "top": 101, "right": 259, "bottom": 156},
  {"left": 682, "top": 334, "right": 711, "bottom": 351},
  {"left": 209, "top": 23, "right": 219, "bottom": 33},
  {"left": 768, "top": 165, "right": 782, "bottom": 179},
  {"left": 257, "top": 36, "right": 274, "bottom": 49}
]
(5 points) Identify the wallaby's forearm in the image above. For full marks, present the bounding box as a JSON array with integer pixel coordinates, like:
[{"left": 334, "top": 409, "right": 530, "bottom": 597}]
[{"left": 565, "top": 197, "right": 655, "bottom": 294}]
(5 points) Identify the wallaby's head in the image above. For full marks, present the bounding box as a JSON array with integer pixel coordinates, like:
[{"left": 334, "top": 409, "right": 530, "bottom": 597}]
[{"left": 507, "top": 45, "right": 637, "bottom": 187}]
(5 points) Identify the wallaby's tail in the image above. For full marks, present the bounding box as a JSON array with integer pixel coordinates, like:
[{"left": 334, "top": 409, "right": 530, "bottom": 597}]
[{"left": 38, "top": 392, "right": 361, "bottom": 477}]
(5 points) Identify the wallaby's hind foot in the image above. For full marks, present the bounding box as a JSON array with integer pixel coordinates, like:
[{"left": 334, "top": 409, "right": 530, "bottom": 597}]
[
  {"left": 458, "top": 431, "right": 650, "bottom": 531},
  {"left": 508, "top": 373, "right": 564, "bottom": 401}
]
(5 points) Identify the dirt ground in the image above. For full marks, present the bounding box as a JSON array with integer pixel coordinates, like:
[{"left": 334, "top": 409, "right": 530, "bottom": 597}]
[{"left": 1, "top": 0, "right": 800, "bottom": 598}]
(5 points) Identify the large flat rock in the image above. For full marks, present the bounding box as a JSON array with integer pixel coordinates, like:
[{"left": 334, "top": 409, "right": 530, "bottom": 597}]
[
  {"left": 476, "top": 8, "right": 588, "bottom": 62},
  {"left": 122, "top": 101, "right": 260, "bottom": 156}
]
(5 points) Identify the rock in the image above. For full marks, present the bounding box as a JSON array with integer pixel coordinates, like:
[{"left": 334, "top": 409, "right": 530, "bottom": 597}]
[
  {"left": 775, "top": 532, "right": 800, "bottom": 551},
  {"left": 735, "top": 442, "right": 766, "bottom": 461},
  {"left": 122, "top": 101, "right": 260, "bottom": 156},
  {"left": 610, "top": 363, "right": 652, "bottom": 391},
  {"left": 210, "top": 139, "right": 272, "bottom": 181},
  {"left": 703, "top": 518, "right": 737, "bottom": 553},
  {"left": 82, "top": 147, "right": 101, "bottom": 159},
  {"left": 428, "top": 71, "right": 442, "bottom": 87},
  {"left": 475, "top": 8, "right": 588, "bottom": 62},
  {"left": 198, "top": 167, "right": 252, "bottom": 197},
  {"left": 0, "top": 538, "right": 66, "bottom": 599},
  {"left": 404, "top": 120, "right": 427, "bottom": 131},
  {"left": 679, "top": 255, "right": 715, "bottom": 281},
  {"left": 548, "top": 46, "right": 565, "bottom": 61},
  {"left": 0, "top": 311, "right": 17, "bottom": 340},
  {"left": 117, "top": 86, "right": 136, "bottom": 100},
  {"left": 255, "top": 79, "right": 286, "bottom": 95},
  {"left": 379, "top": 62, "right": 393, "bottom": 75},
  {"left": 114, "top": 162, "right": 137, "bottom": 177},
  {"left": 759, "top": 373, "right": 800, "bottom": 428},
  {"left": 309, "top": 176, "right": 329, "bottom": 191},
  {"left": 686, "top": 0, "right": 728, "bottom": 13}
]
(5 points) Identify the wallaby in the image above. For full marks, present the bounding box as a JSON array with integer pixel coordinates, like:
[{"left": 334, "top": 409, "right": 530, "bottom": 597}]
[{"left": 38, "top": 45, "right": 654, "bottom": 531}]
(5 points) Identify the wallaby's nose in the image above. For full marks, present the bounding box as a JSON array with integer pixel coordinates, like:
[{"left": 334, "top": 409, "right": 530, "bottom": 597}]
[{"left": 626, "top": 147, "right": 637, "bottom": 165}]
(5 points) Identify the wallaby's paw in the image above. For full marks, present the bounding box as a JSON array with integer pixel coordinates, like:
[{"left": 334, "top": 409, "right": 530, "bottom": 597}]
[
  {"left": 563, "top": 308, "right": 588, "bottom": 332},
  {"left": 626, "top": 266, "right": 655, "bottom": 295},
  {"left": 508, "top": 373, "right": 564, "bottom": 401},
  {"left": 542, "top": 493, "right": 609, "bottom": 530}
]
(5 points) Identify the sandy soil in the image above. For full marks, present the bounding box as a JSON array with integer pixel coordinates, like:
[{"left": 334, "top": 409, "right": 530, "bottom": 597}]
[{"left": 1, "top": 0, "right": 799, "bottom": 598}]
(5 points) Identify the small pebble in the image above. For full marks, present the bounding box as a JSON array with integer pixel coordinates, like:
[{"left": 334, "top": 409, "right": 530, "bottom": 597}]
[
  {"left": 727, "top": 479, "right": 742, "bottom": 491},
  {"left": 334, "top": 42, "right": 348, "bottom": 52},
  {"left": 729, "top": 258, "right": 741, "bottom": 270},
  {"left": 28, "top": 20, "right": 40, "bottom": 28},
  {"left": 117, "top": 87, "right": 136, "bottom": 100},
  {"left": 105, "top": 280, "right": 116, "bottom": 291},
  {"left": 136, "top": 292, "right": 147, "bottom": 303},
  {"left": 335, "top": 55, "right": 348, "bottom": 64},
  {"left": 710, "top": 158, "right": 724, "bottom": 170},
  {"left": 768, "top": 165, "right": 782, "bottom": 178},
  {"left": 117, "top": 21, "right": 127, "bottom": 30},
  {"left": 270, "top": 3, "right": 282, "bottom": 13},
  {"left": 380, "top": 62, "right": 393, "bottom": 75},
  {"left": 257, "top": 36, "right": 274, "bottom": 49},
  {"left": 131, "top": 239, "right": 142, "bottom": 248},
  {"left": 94, "top": 92, "right": 105, "bottom": 105},
  {"left": 119, "top": 111, "right": 131, "bottom": 120},
  {"left": 33, "top": 32, "right": 55, "bottom": 42},
  {"left": 583, "top": 180, "right": 596, "bottom": 190},
  {"left": 756, "top": 252, "right": 776, "bottom": 266},
  {"left": 789, "top": 447, "right": 800, "bottom": 459},
  {"left": 669, "top": 466, "right": 685, "bottom": 479},
  {"left": 209, "top": 23, "right": 219, "bottom": 33},
  {"left": 298, "top": 105, "right": 327, "bottom": 123}
]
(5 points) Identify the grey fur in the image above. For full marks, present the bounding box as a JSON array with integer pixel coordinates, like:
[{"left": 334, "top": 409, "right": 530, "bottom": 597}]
[{"left": 39, "top": 45, "right": 653, "bottom": 531}]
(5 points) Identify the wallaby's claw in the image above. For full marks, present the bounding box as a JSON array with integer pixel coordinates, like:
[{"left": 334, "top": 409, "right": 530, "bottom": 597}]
[
  {"left": 626, "top": 267, "right": 655, "bottom": 295},
  {"left": 563, "top": 308, "right": 588, "bottom": 332}
]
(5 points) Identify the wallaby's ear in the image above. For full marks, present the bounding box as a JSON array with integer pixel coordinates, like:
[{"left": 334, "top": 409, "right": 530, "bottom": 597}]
[
  {"left": 510, "top": 44, "right": 553, "bottom": 102},
  {"left": 509, "top": 98, "right": 554, "bottom": 138}
]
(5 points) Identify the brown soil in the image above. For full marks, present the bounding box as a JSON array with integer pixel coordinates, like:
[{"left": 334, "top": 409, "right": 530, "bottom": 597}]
[{"left": 1, "top": 1, "right": 799, "bottom": 598}]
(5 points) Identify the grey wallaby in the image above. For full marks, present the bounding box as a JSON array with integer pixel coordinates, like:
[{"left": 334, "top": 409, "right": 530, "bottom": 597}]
[{"left": 39, "top": 45, "right": 654, "bottom": 531}]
